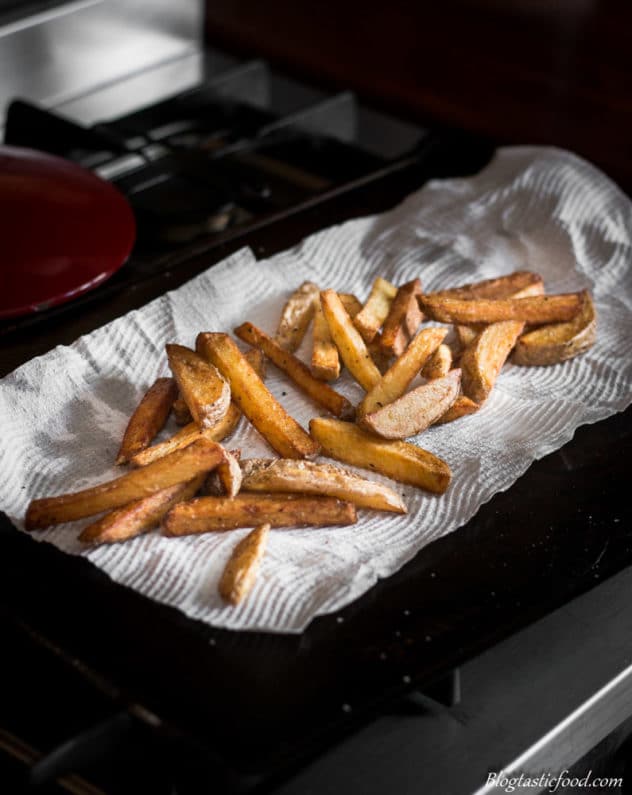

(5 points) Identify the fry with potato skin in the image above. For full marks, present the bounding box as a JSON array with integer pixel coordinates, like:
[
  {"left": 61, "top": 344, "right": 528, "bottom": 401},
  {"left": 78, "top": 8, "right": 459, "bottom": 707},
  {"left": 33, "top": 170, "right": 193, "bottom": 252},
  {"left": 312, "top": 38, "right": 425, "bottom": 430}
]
[
  {"left": 78, "top": 475, "right": 205, "bottom": 545},
  {"left": 359, "top": 370, "right": 461, "bottom": 439},
  {"left": 309, "top": 418, "right": 451, "bottom": 494},
  {"left": 219, "top": 524, "right": 270, "bottom": 605},
  {"left": 311, "top": 299, "right": 341, "bottom": 381},
  {"left": 433, "top": 395, "right": 479, "bottom": 425},
  {"left": 460, "top": 320, "right": 524, "bottom": 404},
  {"left": 358, "top": 327, "right": 447, "bottom": 417},
  {"left": 234, "top": 321, "right": 355, "bottom": 419},
  {"left": 275, "top": 281, "right": 319, "bottom": 352},
  {"left": 320, "top": 290, "right": 381, "bottom": 391},
  {"left": 164, "top": 494, "right": 357, "bottom": 536},
  {"left": 419, "top": 293, "right": 583, "bottom": 325},
  {"left": 421, "top": 343, "right": 453, "bottom": 380},
  {"left": 172, "top": 395, "right": 192, "bottom": 425},
  {"left": 353, "top": 276, "right": 397, "bottom": 342},
  {"left": 216, "top": 449, "right": 243, "bottom": 498},
  {"left": 513, "top": 290, "right": 596, "bottom": 366},
  {"left": 430, "top": 271, "right": 543, "bottom": 300},
  {"left": 116, "top": 377, "right": 178, "bottom": 465},
  {"left": 166, "top": 344, "right": 230, "bottom": 429},
  {"left": 25, "top": 439, "right": 227, "bottom": 531},
  {"left": 240, "top": 458, "right": 407, "bottom": 513},
  {"left": 196, "top": 332, "right": 319, "bottom": 459},
  {"left": 380, "top": 279, "right": 423, "bottom": 357}
]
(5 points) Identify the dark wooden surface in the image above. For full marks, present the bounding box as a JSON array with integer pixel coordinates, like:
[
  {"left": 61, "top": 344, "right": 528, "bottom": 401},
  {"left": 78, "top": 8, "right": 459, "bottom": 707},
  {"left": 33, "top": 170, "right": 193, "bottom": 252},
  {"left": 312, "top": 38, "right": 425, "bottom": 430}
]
[{"left": 205, "top": 0, "right": 632, "bottom": 192}]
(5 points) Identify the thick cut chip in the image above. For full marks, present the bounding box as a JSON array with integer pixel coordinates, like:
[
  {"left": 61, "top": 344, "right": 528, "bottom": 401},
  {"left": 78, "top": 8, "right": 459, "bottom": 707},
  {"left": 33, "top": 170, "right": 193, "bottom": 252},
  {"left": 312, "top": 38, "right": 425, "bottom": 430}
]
[
  {"left": 234, "top": 321, "right": 354, "bottom": 419},
  {"left": 219, "top": 523, "right": 270, "bottom": 605},
  {"left": 460, "top": 320, "right": 524, "bottom": 404},
  {"left": 421, "top": 343, "right": 452, "bottom": 380},
  {"left": 172, "top": 395, "right": 192, "bottom": 425},
  {"left": 196, "top": 332, "right": 319, "bottom": 459},
  {"left": 116, "top": 377, "right": 178, "bottom": 464},
  {"left": 359, "top": 370, "right": 461, "bottom": 439},
  {"left": 25, "top": 439, "right": 226, "bottom": 531},
  {"left": 241, "top": 458, "right": 407, "bottom": 513},
  {"left": 309, "top": 418, "right": 451, "bottom": 494},
  {"left": 358, "top": 327, "right": 447, "bottom": 417},
  {"left": 430, "top": 271, "right": 543, "bottom": 300},
  {"left": 311, "top": 299, "right": 341, "bottom": 381},
  {"left": 419, "top": 293, "right": 583, "bottom": 325},
  {"left": 215, "top": 449, "right": 243, "bottom": 498},
  {"left": 353, "top": 277, "right": 398, "bottom": 343},
  {"left": 380, "top": 279, "right": 423, "bottom": 357},
  {"left": 166, "top": 344, "right": 231, "bottom": 429},
  {"left": 320, "top": 290, "right": 381, "bottom": 391},
  {"left": 164, "top": 494, "right": 357, "bottom": 536},
  {"left": 434, "top": 395, "right": 479, "bottom": 425},
  {"left": 513, "top": 290, "right": 596, "bottom": 366},
  {"left": 275, "top": 281, "right": 319, "bottom": 352},
  {"left": 79, "top": 475, "right": 205, "bottom": 545}
]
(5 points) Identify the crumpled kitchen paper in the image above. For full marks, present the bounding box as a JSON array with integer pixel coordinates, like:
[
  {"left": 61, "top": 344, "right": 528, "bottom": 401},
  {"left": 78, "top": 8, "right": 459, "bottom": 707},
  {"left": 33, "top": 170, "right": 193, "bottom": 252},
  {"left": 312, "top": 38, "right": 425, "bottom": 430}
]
[{"left": 1, "top": 147, "right": 631, "bottom": 633}]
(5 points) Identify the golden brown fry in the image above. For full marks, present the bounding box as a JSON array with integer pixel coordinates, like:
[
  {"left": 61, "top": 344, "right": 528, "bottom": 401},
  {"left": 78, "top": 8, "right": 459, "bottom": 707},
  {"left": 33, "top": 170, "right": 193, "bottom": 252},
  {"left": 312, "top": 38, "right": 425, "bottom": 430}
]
[
  {"left": 358, "top": 327, "right": 447, "bottom": 417},
  {"left": 309, "top": 418, "right": 451, "bottom": 494},
  {"left": 419, "top": 293, "right": 583, "bottom": 325},
  {"left": 234, "top": 321, "right": 354, "bottom": 419},
  {"left": 421, "top": 343, "right": 452, "bottom": 380},
  {"left": 202, "top": 450, "right": 241, "bottom": 496},
  {"left": 380, "top": 279, "right": 423, "bottom": 357},
  {"left": 25, "top": 439, "right": 226, "bottom": 531},
  {"left": 454, "top": 324, "right": 482, "bottom": 350},
  {"left": 216, "top": 449, "right": 243, "bottom": 498},
  {"left": 433, "top": 395, "right": 480, "bottom": 425},
  {"left": 353, "top": 276, "right": 397, "bottom": 342},
  {"left": 79, "top": 475, "right": 205, "bottom": 545},
  {"left": 339, "top": 293, "right": 362, "bottom": 317},
  {"left": 116, "top": 377, "right": 178, "bottom": 465},
  {"left": 359, "top": 370, "right": 461, "bottom": 439},
  {"left": 219, "top": 523, "right": 270, "bottom": 605},
  {"left": 320, "top": 290, "right": 381, "bottom": 391},
  {"left": 132, "top": 350, "right": 267, "bottom": 468},
  {"left": 241, "top": 458, "right": 407, "bottom": 513},
  {"left": 172, "top": 395, "right": 192, "bottom": 426},
  {"left": 311, "top": 299, "right": 341, "bottom": 381},
  {"left": 460, "top": 320, "right": 524, "bottom": 404},
  {"left": 430, "top": 270, "right": 544, "bottom": 300},
  {"left": 164, "top": 493, "right": 357, "bottom": 536},
  {"left": 513, "top": 290, "right": 596, "bottom": 366},
  {"left": 275, "top": 281, "right": 319, "bottom": 352},
  {"left": 166, "top": 344, "right": 230, "bottom": 429},
  {"left": 196, "top": 332, "right": 320, "bottom": 459}
]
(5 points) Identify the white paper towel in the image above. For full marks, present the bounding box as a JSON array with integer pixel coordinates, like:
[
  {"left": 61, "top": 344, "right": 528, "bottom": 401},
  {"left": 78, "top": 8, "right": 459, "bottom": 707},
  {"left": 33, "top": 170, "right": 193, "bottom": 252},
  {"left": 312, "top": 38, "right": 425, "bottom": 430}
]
[{"left": 1, "top": 146, "right": 631, "bottom": 633}]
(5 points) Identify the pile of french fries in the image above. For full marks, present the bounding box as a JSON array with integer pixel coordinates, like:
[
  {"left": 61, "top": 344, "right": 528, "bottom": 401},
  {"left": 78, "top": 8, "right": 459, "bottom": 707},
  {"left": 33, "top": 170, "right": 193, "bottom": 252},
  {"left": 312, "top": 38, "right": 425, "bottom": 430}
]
[{"left": 25, "top": 270, "right": 596, "bottom": 605}]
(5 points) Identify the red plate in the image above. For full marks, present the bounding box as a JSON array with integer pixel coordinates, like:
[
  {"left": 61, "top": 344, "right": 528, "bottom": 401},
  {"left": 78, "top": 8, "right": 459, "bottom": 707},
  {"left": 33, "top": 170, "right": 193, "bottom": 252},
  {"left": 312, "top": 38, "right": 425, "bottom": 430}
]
[{"left": 0, "top": 145, "right": 136, "bottom": 318}]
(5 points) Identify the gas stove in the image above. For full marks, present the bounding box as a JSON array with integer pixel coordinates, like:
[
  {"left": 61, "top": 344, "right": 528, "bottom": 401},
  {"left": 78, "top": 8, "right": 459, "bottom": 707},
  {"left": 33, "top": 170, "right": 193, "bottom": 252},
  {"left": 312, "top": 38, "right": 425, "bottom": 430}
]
[{"left": 1, "top": 16, "right": 632, "bottom": 795}]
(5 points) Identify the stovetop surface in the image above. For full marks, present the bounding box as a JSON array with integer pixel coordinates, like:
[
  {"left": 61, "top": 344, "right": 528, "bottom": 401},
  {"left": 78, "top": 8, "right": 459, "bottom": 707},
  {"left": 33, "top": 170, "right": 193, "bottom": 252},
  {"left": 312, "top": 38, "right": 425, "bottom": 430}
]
[{"left": 1, "top": 59, "right": 631, "bottom": 793}]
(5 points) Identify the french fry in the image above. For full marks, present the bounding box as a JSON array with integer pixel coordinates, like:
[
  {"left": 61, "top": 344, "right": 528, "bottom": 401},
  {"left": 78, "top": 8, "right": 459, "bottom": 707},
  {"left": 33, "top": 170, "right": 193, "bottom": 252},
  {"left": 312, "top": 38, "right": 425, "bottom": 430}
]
[
  {"left": 172, "top": 395, "right": 192, "bottom": 426},
  {"left": 196, "top": 332, "right": 320, "bottom": 459},
  {"left": 320, "top": 290, "right": 381, "bottom": 391},
  {"left": 216, "top": 449, "right": 243, "bottom": 498},
  {"left": 132, "top": 350, "right": 267, "bottom": 468},
  {"left": 433, "top": 395, "right": 479, "bottom": 425},
  {"left": 454, "top": 324, "right": 482, "bottom": 350},
  {"left": 202, "top": 450, "right": 241, "bottom": 496},
  {"left": 311, "top": 299, "right": 341, "bottom": 381},
  {"left": 380, "top": 278, "right": 423, "bottom": 357},
  {"left": 219, "top": 523, "right": 270, "bottom": 605},
  {"left": 164, "top": 494, "right": 357, "bottom": 536},
  {"left": 359, "top": 370, "right": 461, "bottom": 439},
  {"left": 460, "top": 320, "right": 524, "bottom": 404},
  {"left": 234, "top": 321, "right": 355, "bottom": 420},
  {"left": 116, "top": 377, "right": 178, "bottom": 464},
  {"left": 241, "top": 458, "right": 407, "bottom": 513},
  {"left": 25, "top": 439, "right": 226, "bottom": 531},
  {"left": 339, "top": 293, "right": 362, "bottom": 317},
  {"left": 358, "top": 327, "right": 447, "bottom": 417},
  {"left": 166, "top": 344, "right": 231, "bottom": 429},
  {"left": 353, "top": 277, "right": 397, "bottom": 342},
  {"left": 79, "top": 475, "right": 205, "bottom": 545},
  {"left": 309, "top": 418, "right": 451, "bottom": 494},
  {"left": 419, "top": 293, "right": 583, "bottom": 325},
  {"left": 339, "top": 293, "right": 391, "bottom": 371},
  {"left": 421, "top": 343, "right": 452, "bottom": 380},
  {"left": 430, "top": 271, "right": 544, "bottom": 300},
  {"left": 513, "top": 290, "right": 596, "bottom": 366},
  {"left": 275, "top": 281, "right": 319, "bottom": 352}
]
